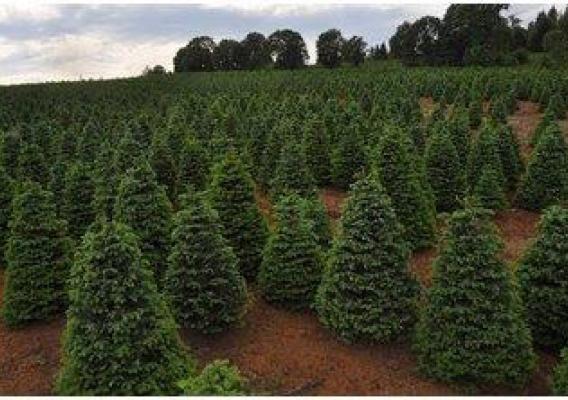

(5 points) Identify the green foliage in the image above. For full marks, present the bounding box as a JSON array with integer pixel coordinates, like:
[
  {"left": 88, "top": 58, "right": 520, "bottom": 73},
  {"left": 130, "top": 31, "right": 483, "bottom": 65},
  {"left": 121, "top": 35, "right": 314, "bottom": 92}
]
[
  {"left": 178, "top": 137, "right": 209, "bottom": 193},
  {"left": 300, "top": 194, "right": 332, "bottom": 251},
  {"left": 179, "top": 360, "right": 247, "bottom": 396},
  {"left": 0, "top": 167, "right": 13, "bottom": 265},
  {"left": 56, "top": 221, "right": 192, "bottom": 395},
  {"left": 447, "top": 106, "right": 471, "bottom": 161},
  {"left": 271, "top": 138, "right": 314, "bottom": 198},
  {"left": 490, "top": 97, "right": 508, "bottom": 123},
  {"left": 303, "top": 118, "right": 332, "bottom": 186},
  {"left": 258, "top": 194, "right": 323, "bottom": 309},
  {"left": 114, "top": 161, "right": 172, "bottom": 285},
  {"left": 114, "top": 131, "right": 146, "bottom": 174},
  {"left": 547, "top": 92, "right": 566, "bottom": 119},
  {"left": 469, "top": 100, "right": 483, "bottom": 129},
  {"left": 2, "top": 181, "right": 70, "bottom": 327},
  {"left": 375, "top": 126, "right": 436, "bottom": 249},
  {"left": 93, "top": 142, "right": 118, "bottom": 220},
  {"left": 530, "top": 108, "right": 555, "bottom": 147},
  {"left": 17, "top": 143, "right": 49, "bottom": 185},
  {"left": 63, "top": 162, "right": 96, "bottom": 239},
  {"left": 150, "top": 132, "right": 178, "bottom": 204},
  {"left": 316, "top": 173, "right": 418, "bottom": 343},
  {"left": 415, "top": 207, "right": 535, "bottom": 387},
  {"left": 164, "top": 192, "right": 246, "bottom": 334},
  {"left": 209, "top": 151, "right": 267, "bottom": 281},
  {"left": 466, "top": 121, "right": 506, "bottom": 190},
  {"left": 497, "top": 124, "right": 523, "bottom": 191},
  {"left": 473, "top": 164, "right": 508, "bottom": 210},
  {"left": 554, "top": 349, "right": 568, "bottom": 395},
  {"left": 518, "top": 206, "right": 568, "bottom": 349},
  {"left": 331, "top": 122, "right": 366, "bottom": 190},
  {"left": 516, "top": 124, "right": 568, "bottom": 210},
  {"left": 425, "top": 127, "right": 464, "bottom": 212}
]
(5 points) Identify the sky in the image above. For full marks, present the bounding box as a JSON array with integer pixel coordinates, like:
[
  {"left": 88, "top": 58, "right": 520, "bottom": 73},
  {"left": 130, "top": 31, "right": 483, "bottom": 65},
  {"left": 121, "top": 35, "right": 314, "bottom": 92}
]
[{"left": 0, "top": 2, "right": 564, "bottom": 85}]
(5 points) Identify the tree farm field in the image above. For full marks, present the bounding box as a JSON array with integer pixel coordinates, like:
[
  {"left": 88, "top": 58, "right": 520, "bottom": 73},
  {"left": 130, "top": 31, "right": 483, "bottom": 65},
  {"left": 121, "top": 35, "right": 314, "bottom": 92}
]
[{"left": 0, "top": 62, "right": 568, "bottom": 396}]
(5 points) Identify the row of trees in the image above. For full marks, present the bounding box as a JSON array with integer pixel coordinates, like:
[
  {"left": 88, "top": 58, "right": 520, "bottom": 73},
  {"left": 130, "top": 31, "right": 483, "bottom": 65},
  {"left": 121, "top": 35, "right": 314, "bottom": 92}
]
[{"left": 389, "top": 4, "right": 568, "bottom": 66}]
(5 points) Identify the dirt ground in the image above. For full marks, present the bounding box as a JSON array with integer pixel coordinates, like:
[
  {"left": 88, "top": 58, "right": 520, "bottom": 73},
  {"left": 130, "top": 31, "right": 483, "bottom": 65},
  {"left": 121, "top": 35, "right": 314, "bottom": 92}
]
[{"left": 507, "top": 101, "right": 543, "bottom": 161}]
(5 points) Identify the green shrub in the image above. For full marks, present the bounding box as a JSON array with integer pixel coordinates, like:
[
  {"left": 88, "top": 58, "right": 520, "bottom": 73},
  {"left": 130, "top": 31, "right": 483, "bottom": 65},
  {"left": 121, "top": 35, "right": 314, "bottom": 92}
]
[
  {"left": 178, "top": 137, "right": 209, "bottom": 193},
  {"left": 554, "top": 349, "right": 568, "bottom": 395},
  {"left": 530, "top": 108, "right": 555, "bottom": 147},
  {"left": 316, "top": 173, "right": 418, "bottom": 343},
  {"left": 17, "top": 143, "right": 49, "bottom": 185},
  {"left": 63, "top": 162, "right": 96, "bottom": 240},
  {"left": 547, "top": 92, "right": 566, "bottom": 119},
  {"left": 114, "top": 160, "right": 173, "bottom": 285},
  {"left": 300, "top": 194, "right": 332, "bottom": 252},
  {"left": 164, "top": 193, "right": 246, "bottom": 334},
  {"left": 466, "top": 120, "right": 506, "bottom": 190},
  {"left": 330, "top": 122, "right": 366, "bottom": 190},
  {"left": 2, "top": 181, "right": 70, "bottom": 327},
  {"left": 209, "top": 151, "right": 268, "bottom": 281},
  {"left": 425, "top": 128, "right": 464, "bottom": 212},
  {"left": 93, "top": 142, "right": 118, "bottom": 220},
  {"left": 258, "top": 194, "right": 323, "bottom": 309},
  {"left": 375, "top": 126, "right": 436, "bottom": 249},
  {"left": 150, "top": 132, "right": 178, "bottom": 204},
  {"left": 179, "top": 360, "right": 247, "bottom": 396},
  {"left": 56, "top": 221, "right": 192, "bottom": 395},
  {"left": 303, "top": 118, "right": 332, "bottom": 186},
  {"left": 415, "top": 207, "right": 535, "bottom": 387},
  {"left": 516, "top": 124, "right": 568, "bottom": 210},
  {"left": 518, "top": 206, "right": 568, "bottom": 349},
  {"left": 497, "top": 124, "right": 523, "bottom": 191},
  {"left": 0, "top": 167, "right": 13, "bottom": 265},
  {"left": 271, "top": 139, "right": 314, "bottom": 198},
  {"left": 469, "top": 100, "right": 483, "bottom": 129}
]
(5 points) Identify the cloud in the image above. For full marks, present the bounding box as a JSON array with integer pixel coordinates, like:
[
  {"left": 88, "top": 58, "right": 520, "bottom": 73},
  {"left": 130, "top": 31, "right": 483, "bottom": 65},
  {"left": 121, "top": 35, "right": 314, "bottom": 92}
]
[{"left": 0, "top": 4, "right": 60, "bottom": 23}]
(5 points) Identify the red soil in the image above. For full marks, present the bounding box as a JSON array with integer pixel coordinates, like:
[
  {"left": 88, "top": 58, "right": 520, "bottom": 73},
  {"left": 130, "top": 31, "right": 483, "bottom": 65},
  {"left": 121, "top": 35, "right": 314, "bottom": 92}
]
[
  {"left": 319, "top": 188, "right": 348, "bottom": 220},
  {"left": 0, "top": 190, "right": 558, "bottom": 396}
]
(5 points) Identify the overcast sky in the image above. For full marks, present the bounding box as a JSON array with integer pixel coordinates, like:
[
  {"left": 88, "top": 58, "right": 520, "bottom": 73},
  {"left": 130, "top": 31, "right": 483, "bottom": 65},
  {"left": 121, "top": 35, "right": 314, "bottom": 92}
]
[{"left": 0, "top": 3, "right": 563, "bottom": 85}]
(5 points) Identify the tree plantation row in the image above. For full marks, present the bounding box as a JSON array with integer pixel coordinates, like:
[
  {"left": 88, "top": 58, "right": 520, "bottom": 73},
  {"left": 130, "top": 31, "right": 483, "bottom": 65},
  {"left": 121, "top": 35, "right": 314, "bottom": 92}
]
[{"left": 0, "top": 64, "right": 567, "bottom": 395}]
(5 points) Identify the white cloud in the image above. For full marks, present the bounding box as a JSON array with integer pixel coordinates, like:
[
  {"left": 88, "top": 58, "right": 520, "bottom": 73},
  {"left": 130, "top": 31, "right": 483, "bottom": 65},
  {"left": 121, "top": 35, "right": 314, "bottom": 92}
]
[{"left": 0, "top": 4, "right": 60, "bottom": 23}]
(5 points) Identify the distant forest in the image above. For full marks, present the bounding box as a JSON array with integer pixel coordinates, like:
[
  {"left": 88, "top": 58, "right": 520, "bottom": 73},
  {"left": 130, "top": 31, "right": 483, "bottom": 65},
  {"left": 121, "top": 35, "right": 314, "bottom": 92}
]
[{"left": 156, "top": 4, "right": 568, "bottom": 75}]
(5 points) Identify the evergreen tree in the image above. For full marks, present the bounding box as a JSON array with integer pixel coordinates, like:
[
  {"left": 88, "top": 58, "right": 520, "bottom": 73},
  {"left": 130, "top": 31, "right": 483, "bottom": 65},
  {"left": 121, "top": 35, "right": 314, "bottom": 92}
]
[
  {"left": 17, "top": 142, "right": 49, "bottom": 185},
  {"left": 516, "top": 124, "right": 568, "bottom": 210},
  {"left": 447, "top": 106, "right": 471, "bottom": 162},
  {"left": 303, "top": 118, "right": 332, "bottom": 187},
  {"left": 63, "top": 162, "right": 96, "bottom": 240},
  {"left": 497, "top": 124, "right": 523, "bottom": 191},
  {"left": 49, "top": 158, "right": 68, "bottom": 217},
  {"left": 271, "top": 138, "right": 314, "bottom": 198},
  {"left": 114, "top": 131, "right": 146, "bottom": 175},
  {"left": 178, "top": 137, "right": 209, "bottom": 193},
  {"left": 0, "top": 167, "right": 12, "bottom": 265},
  {"left": 473, "top": 164, "right": 508, "bottom": 210},
  {"left": 209, "top": 151, "right": 267, "bottom": 281},
  {"left": 330, "top": 122, "right": 366, "bottom": 190},
  {"left": 469, "top": 99, "right": 483, "bottom": 129},
  {"left": 490, "top": 97, "right": 508, "bottom": 123},
  {"left": 114, "top": 161, "right": 172, "bottom": 285},
  {"left": 466, "top": 121, "right": 506, "bottom": 190},
  {"left": 531, "top": 107, "right": 555, "bottom": 147},
  {"left": 554, "top": 349, "right": 568, "bottom": 395},
  {"left": 164, "top": 192, "right": 246, "bottom": 334},
  {"left": 150, "top": 132, "right": 178, "bottom": 204},
  {"left": 56, "top": 221, "right": 192, "bottom": 395},
  {"left": 375, "top": 126, "right": 436, "bottom": 249},
  {"left": 93, "top": 141, "right": 118, "bottom": 220},
  {"left": 301, "top": 194, "right": 332, "bottom": 251},
  {"left": 547, "top": 92, "right": 566, "bottom": 119},
  {"left": 2, "top": 181, "right": 70, "bottom": 327},
  {"left": 518, "top": 206, "right": 568, "bottom": 349},
  {"left": 0, "top": 128, "right": 21, "bottom": 179},
  {"left": 258, "top": 194, "right": 323, "bottom": 309},
  {"left": 415, "top": 207, "right": 535, "bottom": 387},
  {"left": 425, "top": 128, "right": 464, "bottom": 212},
  {"left": 316, "top": 173, "right": 418, "bottom": 343}
]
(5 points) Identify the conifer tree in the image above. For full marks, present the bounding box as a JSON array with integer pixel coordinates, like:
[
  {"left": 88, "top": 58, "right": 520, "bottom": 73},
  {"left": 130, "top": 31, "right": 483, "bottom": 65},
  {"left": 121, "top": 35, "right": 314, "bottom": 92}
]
[
  {"left": 554, "top": 350, "right": 568, "bottom": 395},
  {"left": 516, "top": 124, "right": 568, "bottom": 210},
  {"left": 376, "top": 127, "right": 436, "bottom": 249},
  {"left": 178, "top": 137, "right": 209, "bottom": 193},
  {"left": 0, "top": 167, "right": 12, "bottom": 265},
  {"left": 93, "top": 141, "right": 118, "bottom": 220},
  {"left": 63, "top": 162, "right": 96, "bottom": 240},
  {"left": 258, "top": 194, "right": 323, "bottom": 309},
  {"left": 447, "top": 106, "right": 471, "bottom": 162},
  {"left": 164, "top": 193, "right": 246, "bottom": 334},
  {"left": 530, "top": 108, "right": 555, "bottom": 146},
  {"left": 0, "top": 127, "right": 21, "bottom": 179},
  {"left": 425, "top": 128, "right": 464, "bottom": 212},
  {"left": 301, "top": 194, "right": 332, "bottom": 251},
  {"left": 17, "top": 142, "right": 49, "bottom": 185},
  {"left": 497, "top": 124, "right": 523, "bottom": 191},
  {"left": 517, "top": 206, "right": 568, "bottom": 349},
  {"left": 415, "top": 207, "right": 535, "bottom": 387},
  {"left": 547, "top": 92, "right": 566, "bottom": 119},
  {"left": 303, "top": 118, "right": 332, "bottom": 187},
  {"left": 331, "top": 122, "right": 366, "bottom": 190},
  {"left": 466, "top": 121, "right": 506, "bottom": 190},
  {"left": 316, "top": 173, "right": 418, "bottom": 343},
  {"left": 271, "top": 138, "right": 314, "bottom": 198},
  {"left": 56, "top": 221, "right": 192, "bottom": 395},
  {"left": 2, "top": 181, "right": 70, "bottom": 327},
  {"left": 469, "top": 99, "right": 483, "bottom": 129},
  {"left": 49, "top": 158, "right": 68, "bottom": 217},
  {"left": 490, "top": 96, "right": 508, "bottom": 123},
  {"left": 150, "top": 132, "right": 178, "bottom": 204},
  {"left": 209, "top": 151, "right": 267, "bottom": 281},
  {"left": 114, "top": 161, "right": 172, "bottom": 285},
  {"left": 473, "top": 164, "right": 508, "bottom": 210},
  {"left": 114, "top": 131, "right": 146, "bottom": 175}
]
